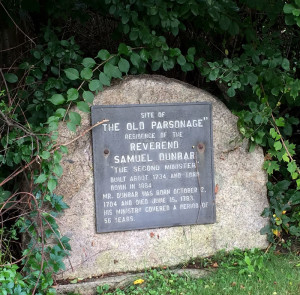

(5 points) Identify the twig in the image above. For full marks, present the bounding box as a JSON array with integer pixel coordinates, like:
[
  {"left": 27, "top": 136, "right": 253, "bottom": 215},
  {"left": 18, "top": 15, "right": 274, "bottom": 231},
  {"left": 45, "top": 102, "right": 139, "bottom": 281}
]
[
  {"left": 260, "top": 83, "right": 300, "bottom": 176},
  {"left": 0, "top": 156, "right": 38, "bottom": 188},
  {"left": 265, "top": 243, "right": 272, "bottom": 254},
  {"left": 0, "top": 1, "right": 36, "bottom": 45},
  {"left": 54, "top": 119, "right": 109, "bottom": 149},
  {"left": 0, "top": 38, "right": 38, "bottom": 52},
  {"left": 0, "top": 119, "right": 109, "bottom": 188},
  {"left": 0, "top": 109, "right": 35, "bottom": 136},
  {"left": 270, "top": 110, "right": 300, "bottom": 175}
]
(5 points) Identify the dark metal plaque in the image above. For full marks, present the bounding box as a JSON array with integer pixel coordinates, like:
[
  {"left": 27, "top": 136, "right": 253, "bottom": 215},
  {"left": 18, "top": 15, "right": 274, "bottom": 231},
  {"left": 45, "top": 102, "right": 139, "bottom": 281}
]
[{"left": 91, "top": 103, "right": 215, "bottom": 233}]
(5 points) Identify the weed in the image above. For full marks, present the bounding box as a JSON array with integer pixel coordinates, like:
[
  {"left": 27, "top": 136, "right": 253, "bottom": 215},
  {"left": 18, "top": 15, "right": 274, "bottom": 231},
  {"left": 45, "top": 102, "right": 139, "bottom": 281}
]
[{"left": 95, "top": 250, "right": 300, "bottom": 295}]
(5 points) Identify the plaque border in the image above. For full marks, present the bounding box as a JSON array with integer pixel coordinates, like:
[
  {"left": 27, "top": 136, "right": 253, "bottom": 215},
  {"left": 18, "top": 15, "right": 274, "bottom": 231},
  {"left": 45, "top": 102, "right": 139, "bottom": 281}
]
[{"left": 91, "top": 102, "right": 216, "bottom": 233}]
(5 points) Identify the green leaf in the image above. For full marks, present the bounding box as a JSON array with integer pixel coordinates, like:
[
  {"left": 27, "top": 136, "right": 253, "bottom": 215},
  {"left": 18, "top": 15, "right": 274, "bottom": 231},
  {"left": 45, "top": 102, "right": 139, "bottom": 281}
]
[
  {"left": 249, "top": 101, "right": 257, "bottom": 112},
  {"left": 48, "top": 121, "right": 59, "bottom": 132},
  {"left": 80, "top": 68, "right": 93, "bottom": 80},
  {"left": 67, "top": 88, "right": 79, "bottom": 101},
  {"left": 4, "top": 73, "right": 18, "bottom": 83},
  {"left": 151, "top": 60, "right": 162, "bottom": 71},
  {"left": 129, "top": 28, "right": 139, "bottom": 41},
  {"left": 41, "top": 151, "right": 51, "bottom": 160},
  {"left": 53, "top": 164, "right": 63, "bottom": 177},
  {"left": 285, "top": 14, "right": 296, "bottom": 25},
  {"left": 44, "top": 55, "right": 51, "bottom": 65},
  {"left": 187, "top": 47, "right": 196, "bottom": 56},
  {"left": 208, "top": 68, "right": 219, "bottom": 81},
  {"left": 60, "top": 146, "right": 68, "bottom": 154},
  {"left": 67, "top": 122, "right": 76, "bottom": 132},
  {"left": 181, "top": 62, "right": 194, "bottom": 72},
  {"left": 118, "top": 43, "right": 130, "bottom": 56},
  {"left": 130, "top": 52, "right": 141, "bottom": 67},
  {"left": 282, "top": 153, "right": 290, "bottom": 162},
  {"left": 163, "top": 58, "right": 175, "bottom": 71},
  {"left": 287, "top": 161, "right": 297, "bottom": 174},
  {"left": 244, "top": 255, "right": 251, "bottom": 266},
  {"left": 274, "top": 141, "right": 282, "bottom": 151},
  {"left": 177, "top": 55, "right": 186, "bottom": 66},
  {"left": 227, "top": 86, "right": 236, "bottom": 97},
  {"left": 35, "top": 174, "right": 47, "bottom": 184},
  {"left": 104, "top": 63, "right": 122, "bottom": 78},
  {"left": 0, "top": 190, "right": 11, "bottom": 202},
  {"left": 275, "top": 117, "right": 285, "bottom": 127},
  {"left": 64, "top": 68, "right": 79, "bottom": 80},
  {"left": 260, "top": 224, "right": 270, "bottom": 235},
  {"left": 55, "top": 108, "right": 66, "bottom": 118},
  {"left": 33, "top": 50, "right": 41, "bottom": 59},
  {"left": 249, "top": 141, "right": 256, "bottom": 153},
  {"left": 19, "top": 62, "right": 30, "bottom": 69},
  {"left": 69, "top": 111, "right": 81, "bottom": 125},
  {"left": 48, "top": 94, "right": 65, "bottom": 105},
  {"left": 293, "top": 9, "right": 300, "bottom": 16},
  {"left": 89, "top": 80, "right": 103, "bottom": 91},
  {"left": 219, "top": 15, "right": 230, "bottom": 30},
  {"left": 82, "top": 57, "right": 96, "bottom": 68},
  {"left": 83, "top": 91, "right": 94, "bottom": 103},
  {"left": 281, "top": 58, "right": 290, "bottom": 71},
  {"left": 270, "top": 128, "right": 281, "bottom": 140},
  {"left": 61, "top": 40, "right": 69, "bottom": 46},
  {"left": 118, "top": 58, "right": 130, "bottom": 73},
  {"left": 77, "top": 101, "right": 90, "bottom": 113},
  {"left": 99, "top": 72, "right": 111, "bottom": 86},
  {"left": 140, "top": 49, "right": 149, "bottom": 61},
  {"left": 263, "top": 160, "right": 280, "bottom": 174},
  {"left": 254, "top": 114, "right": 262, "bottom": 124},
  {"left": 48, "top": 179, "right": 57, "bottom": 192},
  {"left": 284, "top": 4, "right": 295, "bottom": 14},
  {"left": 97, "top": 49, "right": 110, "bottom": 60},
  {"left": 247, "top": 73, "right": 258, "bottom": 85}
]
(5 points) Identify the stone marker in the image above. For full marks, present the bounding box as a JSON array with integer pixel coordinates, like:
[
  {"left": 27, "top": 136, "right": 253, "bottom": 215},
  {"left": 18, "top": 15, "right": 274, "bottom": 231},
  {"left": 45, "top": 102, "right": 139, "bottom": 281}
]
[{"left": 55, "top": 75, "right": 268, "bottom": 280}]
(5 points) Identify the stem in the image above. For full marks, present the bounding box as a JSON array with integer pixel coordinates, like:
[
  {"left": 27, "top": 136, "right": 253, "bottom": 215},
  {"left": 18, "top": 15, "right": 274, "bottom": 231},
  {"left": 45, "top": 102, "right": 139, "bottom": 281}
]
[{"left": 0, "top": 1, "right": 36, "bottom": 45}]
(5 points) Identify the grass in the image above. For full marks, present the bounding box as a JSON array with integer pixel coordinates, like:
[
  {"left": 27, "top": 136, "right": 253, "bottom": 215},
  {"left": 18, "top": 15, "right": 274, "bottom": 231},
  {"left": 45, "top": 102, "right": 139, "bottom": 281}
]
[{"left": 95, "top": 248, "right": 300, "bottom": 295}]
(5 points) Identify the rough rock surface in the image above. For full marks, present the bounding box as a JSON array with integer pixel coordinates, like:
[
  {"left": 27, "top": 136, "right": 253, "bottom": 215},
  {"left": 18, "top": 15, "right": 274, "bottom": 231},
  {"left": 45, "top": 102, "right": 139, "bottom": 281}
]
[{"left": 55, "top": 75, "right": 269, "bottom": 280}]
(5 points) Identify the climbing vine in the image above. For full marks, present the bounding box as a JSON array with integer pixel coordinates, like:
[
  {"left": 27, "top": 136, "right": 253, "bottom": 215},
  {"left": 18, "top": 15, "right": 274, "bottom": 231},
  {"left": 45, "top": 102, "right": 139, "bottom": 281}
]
[{"left": 0, "top": 0, "right": 299, "bottom": 293}]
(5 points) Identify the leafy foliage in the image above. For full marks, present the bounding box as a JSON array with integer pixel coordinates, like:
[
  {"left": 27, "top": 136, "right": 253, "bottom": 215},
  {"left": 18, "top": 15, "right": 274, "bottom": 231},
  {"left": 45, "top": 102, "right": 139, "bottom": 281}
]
[{"left": 0, "top": 0, "right": 300, "bottom": 293}]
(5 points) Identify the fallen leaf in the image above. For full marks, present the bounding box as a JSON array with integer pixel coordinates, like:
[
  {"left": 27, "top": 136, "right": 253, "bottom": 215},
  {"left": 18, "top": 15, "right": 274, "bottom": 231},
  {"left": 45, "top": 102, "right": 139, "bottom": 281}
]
[
  {"left": 212, "top": 262, "right": 219, "bottom": 268},
  {"left": 231, "top": 282, "right": 237, "bottom": 286},
  {"left": 272, "top": 229, "right": 281, "bottom": 237},
  {"left": 114, "top": 260, "right": 119, "bottom": 264},
  {"left": 265, "top": 153, "right": 272, "bottom": 161},
  {"left": 240, "top": 284, "right": 245, "bottom": 289},
  {"left": 150, "top": 232, "right": 155, "bottom": 238},
  {"left": 133, "top": 279, "right": 144, "bottom": 285},
  {"left": 215, "top": 184, "right": 219, "bottom": 194},
  {"left": 157, "top": 234, "right": 160, "bottom": 239}
]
